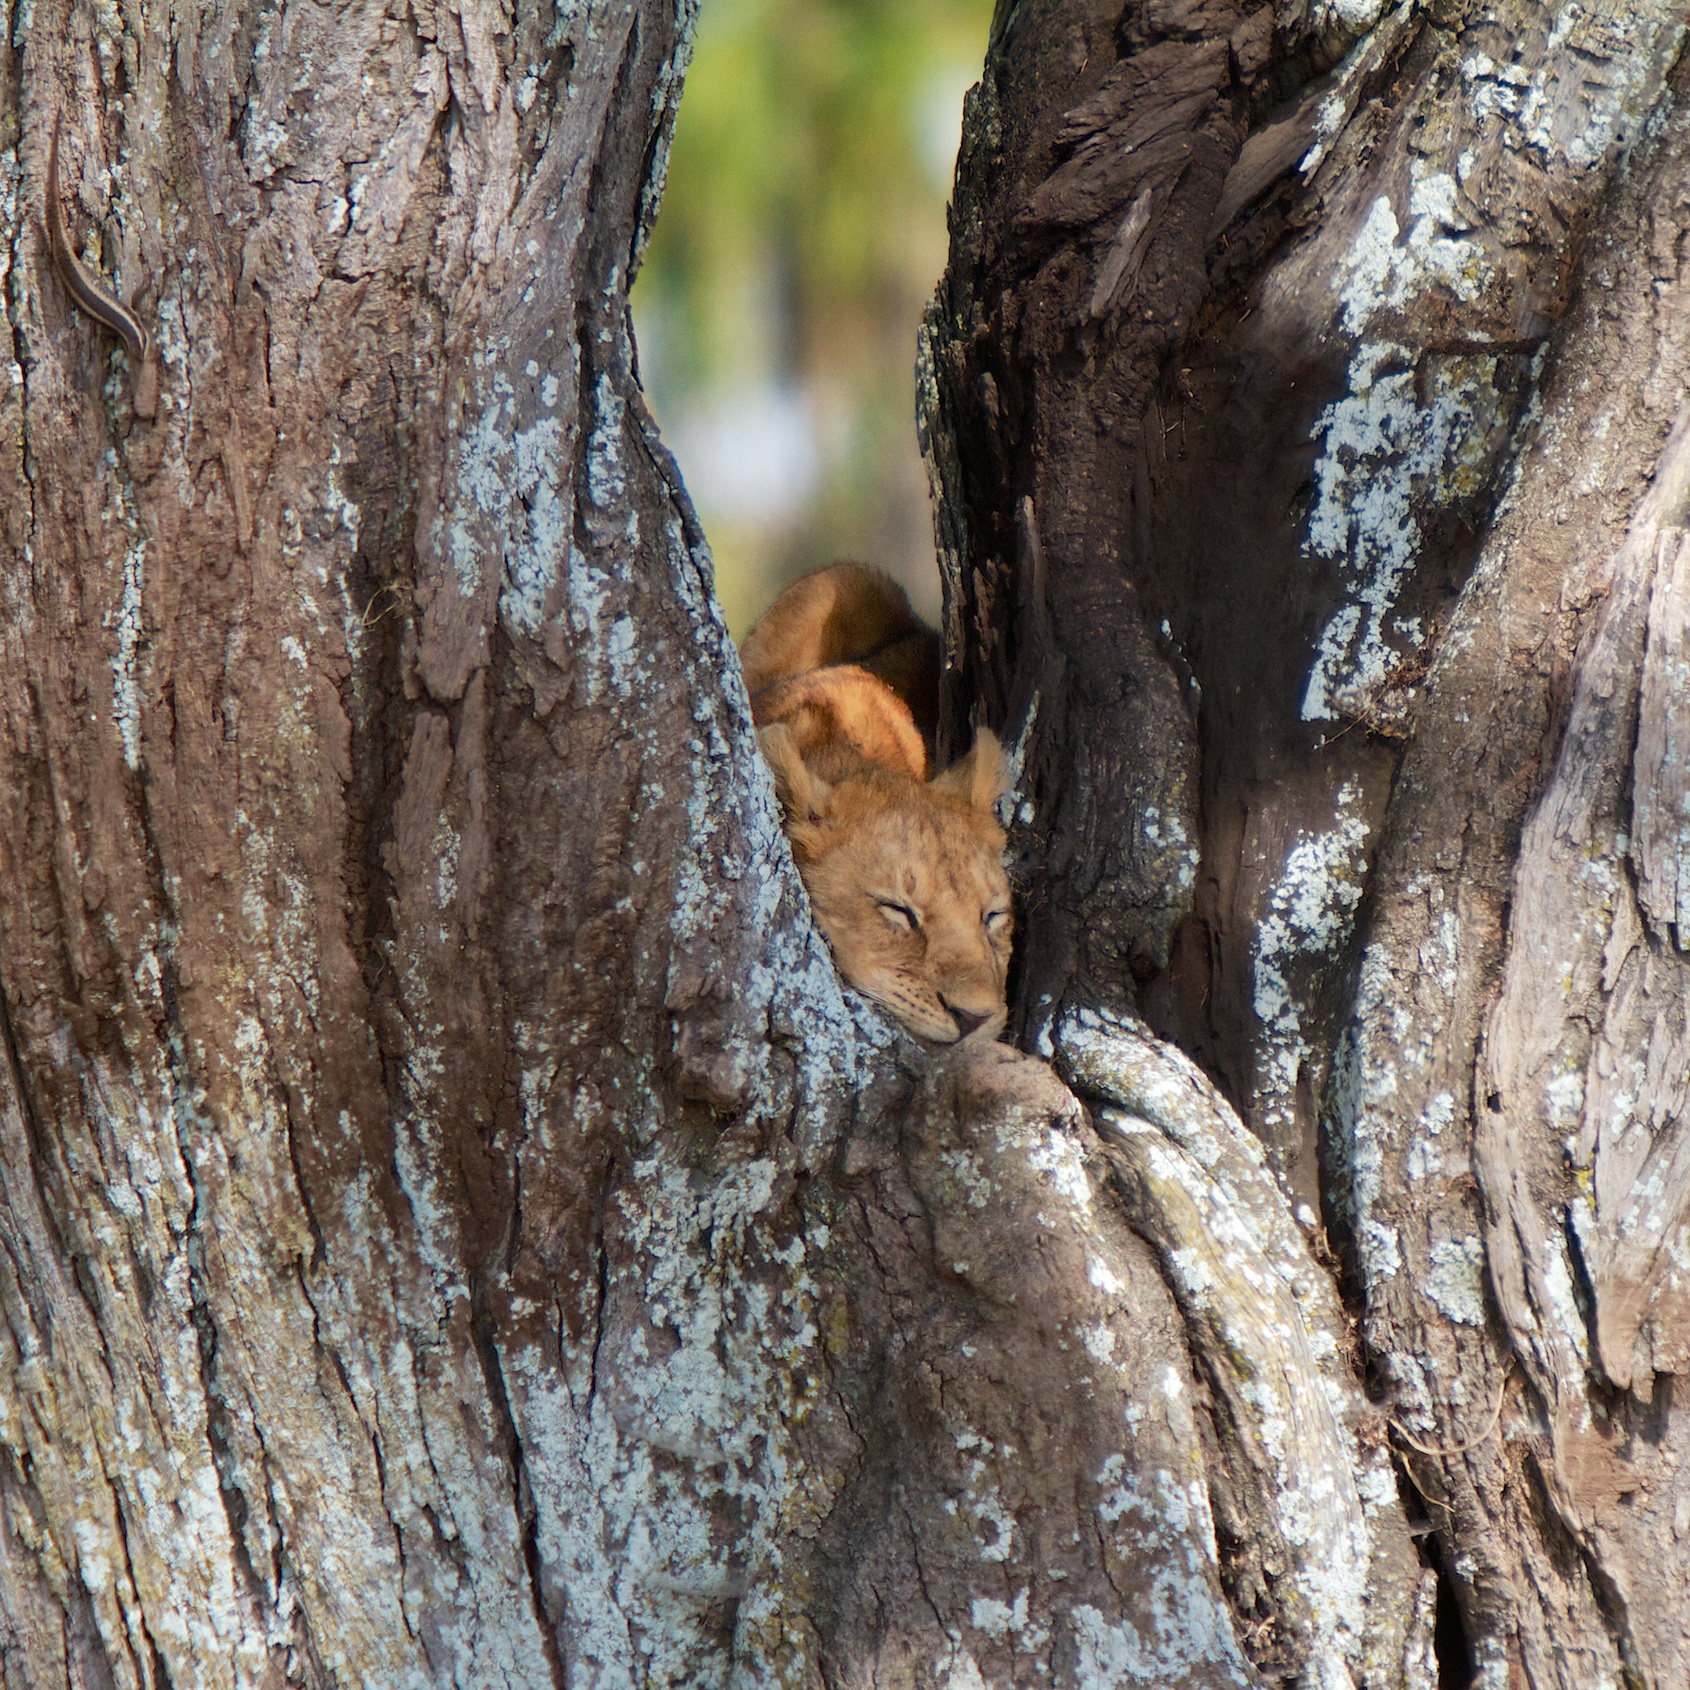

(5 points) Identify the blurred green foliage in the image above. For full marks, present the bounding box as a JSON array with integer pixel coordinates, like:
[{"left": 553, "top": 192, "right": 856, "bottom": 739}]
[{"left": 633, "top": 0, "right": 992, "bottom": 635}]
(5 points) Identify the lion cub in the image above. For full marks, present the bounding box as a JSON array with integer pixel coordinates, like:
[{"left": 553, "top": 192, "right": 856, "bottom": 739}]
[{"left": 743, "top": 563, "right": 1013, "bottom": 1044}]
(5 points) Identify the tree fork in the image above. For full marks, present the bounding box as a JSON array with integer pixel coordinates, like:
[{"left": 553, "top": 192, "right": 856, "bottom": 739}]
[
  {"left": 5, "top": 0, "right": 1686, "bottom": 1685},
  {"left": 0, "top": 0, "right": 1392, "bottom": 1685}
]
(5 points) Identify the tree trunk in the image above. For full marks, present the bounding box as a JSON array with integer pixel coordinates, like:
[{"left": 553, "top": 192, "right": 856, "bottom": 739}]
[
  {"left": 2, "top": 0, "right": 1684, "bottom": 1686},
  {"left": 922, "top": 0, "right": 1690, "bottom": 1684}
]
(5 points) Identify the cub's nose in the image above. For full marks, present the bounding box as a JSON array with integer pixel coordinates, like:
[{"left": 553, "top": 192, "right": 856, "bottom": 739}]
[{"left": 942, "top": 1000, "right": 992, "bottom": 1039}]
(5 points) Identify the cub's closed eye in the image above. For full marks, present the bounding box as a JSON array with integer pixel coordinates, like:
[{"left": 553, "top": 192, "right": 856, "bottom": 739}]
[
  {"left": 877, "top": 900, "right": 921, "bottom": 931},
  {"left": 984, "top": 908, "right": 1010, "bottom": 931}
]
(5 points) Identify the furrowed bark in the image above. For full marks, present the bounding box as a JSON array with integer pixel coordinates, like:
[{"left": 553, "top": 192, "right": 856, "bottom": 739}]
[
  {"left": 925, "top": 0, "right": 1690, "bottom": 1684},
  {"left": 1338, "top": 79, "right": 1690, "bottom": 1689},
  {"left": 15, "top": 0, "right": 1690, "bottom": 1680}
]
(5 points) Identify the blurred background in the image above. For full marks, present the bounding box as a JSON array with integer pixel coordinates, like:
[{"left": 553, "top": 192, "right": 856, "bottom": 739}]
[{"left": 631, "top": 0, "right": 994, "bottom": 637}]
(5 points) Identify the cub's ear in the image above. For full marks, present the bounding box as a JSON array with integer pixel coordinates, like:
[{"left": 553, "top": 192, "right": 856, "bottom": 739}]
[
  {"left": 759, "top": 723, "right": 831, "bottom": 823},
  {"left": 934, "top": 727, "right": 1009, "bottom": 814}
]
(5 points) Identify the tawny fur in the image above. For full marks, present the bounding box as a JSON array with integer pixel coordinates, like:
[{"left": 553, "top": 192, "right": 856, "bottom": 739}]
[
  {"left": 740, "top": 561, "right": 941, "bottom": 747},
  {"left": 750, "top": 666, "right": 928, "bottom": 785},
  {"left": 744, "top": 563, "right": 1012, "bottom": 1044}
]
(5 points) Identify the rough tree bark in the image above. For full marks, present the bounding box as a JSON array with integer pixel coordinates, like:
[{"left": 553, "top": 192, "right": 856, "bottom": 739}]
[
  {"left": 0, "top": 0, "right": 1681, "bottom": 1687},
  {"left": 922, "top": 0, "right": 1690, "bottom": 1684}
]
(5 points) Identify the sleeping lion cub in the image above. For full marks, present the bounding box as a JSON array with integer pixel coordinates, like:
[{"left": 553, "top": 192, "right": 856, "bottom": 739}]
[{"left": 742, "top": 563, "right": 1012, "bottom": 1044}]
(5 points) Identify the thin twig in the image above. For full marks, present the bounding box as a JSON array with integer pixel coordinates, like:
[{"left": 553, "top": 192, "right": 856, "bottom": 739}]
[{"left": 1389, "top": 1360, "right": 1515, "bottom": 1459}]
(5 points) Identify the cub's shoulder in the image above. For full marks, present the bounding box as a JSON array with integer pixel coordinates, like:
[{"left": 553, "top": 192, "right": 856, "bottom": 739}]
[
  {"left": 749, "top": 665, "right": 927, "bottom": 786},
  {"left": 740, "top": 561, "right": 940, "bottom": 745}
]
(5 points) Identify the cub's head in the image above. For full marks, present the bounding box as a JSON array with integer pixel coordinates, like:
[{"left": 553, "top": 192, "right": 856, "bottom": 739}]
[{"left": 762, "top": 726, "right": 1013, "bottom": 1043}]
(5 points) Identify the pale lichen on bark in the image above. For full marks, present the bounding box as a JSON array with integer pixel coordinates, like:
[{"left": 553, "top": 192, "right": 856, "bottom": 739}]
[
  {"left": 1330, "top": 75, "right": 1690, "bottom": 1690},
  {"left": 20, "top": 0, "right": 1690, "bottom": 1684},
  {"left": 1291, "top": 0, "right": 1687, "bottom": 729},
  {"left": 1057, "top": 1007, "right": 1421, "bottom": 1690}
]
